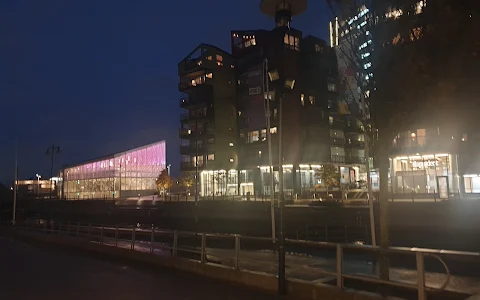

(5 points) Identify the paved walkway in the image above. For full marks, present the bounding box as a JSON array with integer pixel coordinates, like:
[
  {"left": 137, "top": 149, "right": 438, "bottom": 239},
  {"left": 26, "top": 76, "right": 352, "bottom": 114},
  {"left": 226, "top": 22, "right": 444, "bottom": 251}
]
[{"left": 0, "top": 235, "right": 277, "bottom": 300}]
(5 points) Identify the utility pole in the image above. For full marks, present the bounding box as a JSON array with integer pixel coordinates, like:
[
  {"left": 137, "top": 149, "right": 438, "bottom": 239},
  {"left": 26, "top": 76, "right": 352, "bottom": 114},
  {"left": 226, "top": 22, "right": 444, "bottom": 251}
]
[
  {"left": 46, "top": 145, "right": 60, "bottom": 199},
  {"left": 264, "top": 58, "right": 276, "bottom": 242},
  {"left": 277, "top": 94, "right": 286, "bottom": 295}
]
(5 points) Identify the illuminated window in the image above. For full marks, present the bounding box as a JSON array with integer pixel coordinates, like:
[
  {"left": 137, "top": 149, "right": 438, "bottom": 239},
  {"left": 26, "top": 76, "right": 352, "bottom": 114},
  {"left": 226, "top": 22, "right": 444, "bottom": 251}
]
[
  {"left": 270, "top": 127, "right": 277, "bottom": 134},
  {"left": 245, "top": 37, "right": 256, "bottom": 47},
  {"left": 300, "top": 94, "right": 305, "bottom": 106},
  {"left": 385, "top": 8, "right": 403, "bottom": 19},
  {"left": 247, "top": 131, "right": 259, "bottom": 143},
  {"left": 329, "top": 116, "right": 334, "bottom": 124},
  {"left": 417, "top": 129, "right": 426, "bottom": 145},
  {"left": 216, "top": 54, "right": 223, "bottom": 66},
  {"left": 261, "top": 129, "right": 267, "bottom": 141},
  {"left": 207, "top": 154, "right": 215, "bottom": 161},
  {"left": 309, "top": 96, "right": 316, "bottom": 105},
  {"left": 258, "top": 151, "right": 262, "bottom": 158},
  {"left": 273, "top": 109, "right": 278, "bottom": 119},
  {"left": 229, "top": 158, "right": 234, "bottom": 163},
  {"left": 229, "top": 142, "right": 234, "bottom": 147},
  {"left": 462, "top": 134, "right": 468, "bottom": 142},
  {"left": 284, "top": 34, "right": 300, "bottom": 51},
  {"left": 328, "top": 83, "right": 336, "bottom": 92},
  {"left": 206, "top": 56, "right": 212, "bottom": 61},
  {"left": 206, "top": 73, "right": 213, "bottom": 79}
]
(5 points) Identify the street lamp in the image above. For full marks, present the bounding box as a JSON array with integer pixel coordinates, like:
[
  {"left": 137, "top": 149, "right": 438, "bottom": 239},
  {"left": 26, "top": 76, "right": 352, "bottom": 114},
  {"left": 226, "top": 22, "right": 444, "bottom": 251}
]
[
  {"left": 261, "top": 0, "right": 305, "bottom": 295},
  {"left": 36, "top": 174, "right": 42, "bottom": 197}
]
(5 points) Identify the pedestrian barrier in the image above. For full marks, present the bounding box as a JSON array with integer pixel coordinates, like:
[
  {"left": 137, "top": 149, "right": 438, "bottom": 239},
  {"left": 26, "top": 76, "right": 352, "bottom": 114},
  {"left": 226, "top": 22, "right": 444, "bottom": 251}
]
[{"left": 14, "top": 219, "right": 480, "bottom": 300}]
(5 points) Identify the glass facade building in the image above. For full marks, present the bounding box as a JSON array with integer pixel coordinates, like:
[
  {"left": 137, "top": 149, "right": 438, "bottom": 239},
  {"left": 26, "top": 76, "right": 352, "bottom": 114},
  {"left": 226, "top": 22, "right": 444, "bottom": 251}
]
[
  {"left": 62, "top": 141, "right": 166, "bottom": 200},
  {"left": 391, "top": 153, "right": 459, "bottom": 195}
]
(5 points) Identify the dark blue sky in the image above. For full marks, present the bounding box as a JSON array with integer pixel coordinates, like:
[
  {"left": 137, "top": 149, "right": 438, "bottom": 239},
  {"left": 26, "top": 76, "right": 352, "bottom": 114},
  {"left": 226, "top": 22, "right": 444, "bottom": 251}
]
[{"left": 0, "top": 0, "right": 330, "bottom": 183}]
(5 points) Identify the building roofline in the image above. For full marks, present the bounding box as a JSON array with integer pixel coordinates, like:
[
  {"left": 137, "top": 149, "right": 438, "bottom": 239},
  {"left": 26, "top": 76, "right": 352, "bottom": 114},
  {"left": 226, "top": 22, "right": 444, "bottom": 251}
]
[{"left": 62, "top": 140, "right": 166, "bottom": 170}]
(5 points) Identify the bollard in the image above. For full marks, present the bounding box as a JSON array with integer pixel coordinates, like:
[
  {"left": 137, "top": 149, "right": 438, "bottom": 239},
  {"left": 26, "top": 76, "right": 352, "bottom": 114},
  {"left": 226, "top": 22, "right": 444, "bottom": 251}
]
[
  {"left": 416, "top": 252, "right": 427, "bottom": 300},
  {"left": 150, "top": 226, "right": 155, "bottom": 254},
  {"left": 234, "top": 235, "right": 240, "bottom": 270},
  {"left": 201, "top": 233, "right": 206, "bottom": 263},
  {"left": 114, "top": 225, "right": 119, "bottom": 247},
  {"left": 131, "top": 227, "right": 136, "bottom": 250},
  {"left": 336, "top": 245, "right": 344, "bottom": 288},
  {"left": 173, "top": 230, "right": 178, "bottom": 257}
]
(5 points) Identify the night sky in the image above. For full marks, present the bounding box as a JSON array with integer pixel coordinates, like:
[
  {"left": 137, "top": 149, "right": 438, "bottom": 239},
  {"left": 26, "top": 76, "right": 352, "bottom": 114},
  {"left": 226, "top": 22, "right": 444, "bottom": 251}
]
[{"left": 0, "top": 0, "right": 330, "bottom": 183}]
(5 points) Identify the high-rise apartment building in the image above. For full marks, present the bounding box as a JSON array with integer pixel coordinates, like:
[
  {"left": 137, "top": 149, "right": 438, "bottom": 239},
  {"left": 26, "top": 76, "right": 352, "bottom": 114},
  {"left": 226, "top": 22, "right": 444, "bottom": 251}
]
[
  {"left": 178, "top": 44, "right": 239, "bottom": 196},
  {"left": 177, "top": 2, "right": 376, "bottom": 198},
  {"left": 328, "top": 0, "right": 480, "bottom": 197}
]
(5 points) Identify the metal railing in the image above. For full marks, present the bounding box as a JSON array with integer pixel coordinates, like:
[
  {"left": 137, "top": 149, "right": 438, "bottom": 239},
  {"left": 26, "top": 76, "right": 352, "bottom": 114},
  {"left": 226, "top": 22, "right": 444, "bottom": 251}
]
[{"left": 16, "top": 219, "right": 480, "bottom": 300}]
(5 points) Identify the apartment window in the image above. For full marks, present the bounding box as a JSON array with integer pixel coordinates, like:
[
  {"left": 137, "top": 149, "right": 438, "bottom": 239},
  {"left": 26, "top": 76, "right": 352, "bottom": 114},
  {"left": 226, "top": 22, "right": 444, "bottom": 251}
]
[
  {"left": 216, "top": 54, "right": 223, "bottom": 66},
  {"left": 273, "top": 109, "right": 278, "bottom": 119},
  {"left": 192, "top": 156, "right": 204, "bottom": 166},
  {"left": 309, "top": 96, "right": 316, "bottom": 105},
  {"left": 249, "top": 87, "right": 261, "bottom": 95},
  {"left": 206, "top": 73, "right": 213, "bottom": 79},
  {"left": 260, "top": 129, "right": 267, "bottom": 141},
  {"left": 417, "top": 129, "right": 426, "bottom": 145},
  {"left": 284, "top": 34, "right": 300, "bottom": 51},
  {"left": 247, "top": 131, "right": 259, "bottom": 143},
  {"left": 206, "top": 56, "right": 212, "bottom": 61},
  {"left": 207, "top": 154, "right": 215, "bottom": 161},
  {"left": 315, "top": 44, "right": 322, "bottom": 53},
  {"left": 329, "top": 116, "right": 334, "bottom": 125},
  {"left": 300, "top": 94, "right": 305, "bottom": 106},
  {"left": 258, "top": 151, "right": 262, "bottom": 158},
  {"left": 270, "top": 127, "right": 277, "bottom": 134},
  {"left": 328, "top": 83, "right": 337, "bottom": 92},
  {"left": 245, "top": 37, "right": 256, "bottom": 47}
]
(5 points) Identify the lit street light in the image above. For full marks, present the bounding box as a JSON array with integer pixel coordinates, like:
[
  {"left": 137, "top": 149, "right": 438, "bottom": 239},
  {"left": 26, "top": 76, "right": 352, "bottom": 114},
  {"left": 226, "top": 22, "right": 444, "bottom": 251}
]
[{"left": 36, "top": 174, "right": 42, "bottom": 197}]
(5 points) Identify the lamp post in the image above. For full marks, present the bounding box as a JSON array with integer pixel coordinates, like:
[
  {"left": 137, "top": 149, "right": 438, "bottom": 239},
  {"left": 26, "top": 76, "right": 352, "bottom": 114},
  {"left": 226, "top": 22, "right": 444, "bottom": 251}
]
[
  {"left": 260, "top": 0, "right": 306, "bottom": 295},
  {"left": 36, "top": 174, "right": 42, "bottom": 198}
]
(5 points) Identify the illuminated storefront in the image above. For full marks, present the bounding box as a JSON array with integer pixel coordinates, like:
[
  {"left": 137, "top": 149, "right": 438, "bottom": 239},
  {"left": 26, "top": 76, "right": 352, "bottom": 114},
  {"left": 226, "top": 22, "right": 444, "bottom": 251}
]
[
  {"left": 464, "top": 174, "right": 480, "bottom": 194},
  {"left": 391, "top": 153, "right": 459, "bottom": 195},
  {"left": 62, "top": 141, "right": 166, "bottom": 200}
]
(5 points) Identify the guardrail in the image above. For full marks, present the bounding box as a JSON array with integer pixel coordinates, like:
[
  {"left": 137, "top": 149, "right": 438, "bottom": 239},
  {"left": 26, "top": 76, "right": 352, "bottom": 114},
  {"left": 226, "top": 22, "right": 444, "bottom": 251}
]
[{"left": 15, "top": 219, "right": 480, "bottom": 300}]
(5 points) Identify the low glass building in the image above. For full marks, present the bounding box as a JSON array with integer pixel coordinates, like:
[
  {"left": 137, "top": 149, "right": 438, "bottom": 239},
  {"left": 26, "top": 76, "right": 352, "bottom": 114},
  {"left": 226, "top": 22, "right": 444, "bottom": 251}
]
[{"left": 62, "top": 141, "right": 166, "bottom": 200}]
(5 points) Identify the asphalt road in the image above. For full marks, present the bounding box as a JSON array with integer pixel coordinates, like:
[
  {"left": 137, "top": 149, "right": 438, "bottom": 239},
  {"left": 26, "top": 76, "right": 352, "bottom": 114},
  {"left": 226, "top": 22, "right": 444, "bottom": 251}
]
[{"left": 0, "top": 235, "right": 277, "bottom": 300}]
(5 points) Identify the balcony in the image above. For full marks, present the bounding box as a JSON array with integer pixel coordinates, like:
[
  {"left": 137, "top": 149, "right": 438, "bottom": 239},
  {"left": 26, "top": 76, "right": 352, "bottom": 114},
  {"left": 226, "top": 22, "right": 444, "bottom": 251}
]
[
  {"left": 179, "top": 96, "right": 209, "bottom": 109},
  {"left": 179, "top": 97, "right": 189, "bottom": 108},
  {"left": 180, "top": 145, "right": 206, "bottom": 155},
  {"left": 178, "top": 76, "right": 213, "bottom": 92},
  {"left": 345, "top": 124, "right": 365, "bottom": 133},
  {"left": 329, "top": 120, "right": 345, "bottom": 130},
  {"left": 180, "top": 112, "right": 208, "bottom": 124},
  {"left": 345, "top": 140, "right": 366, "bottom": 149},
  {"left": 179, "top": 127, "right": 215, "bottom": 140},
  {"left": 331, "top": 155, "right": 346, "bottom": 164},
  {"left": 330, "top": 137, "right": 345, "bottom": 146},
  {"left": 346, "top": 156, "right": 367, "bottom": 165},
  {"left": 180, "top": 161, "right": 205, "bottom": 172}
]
